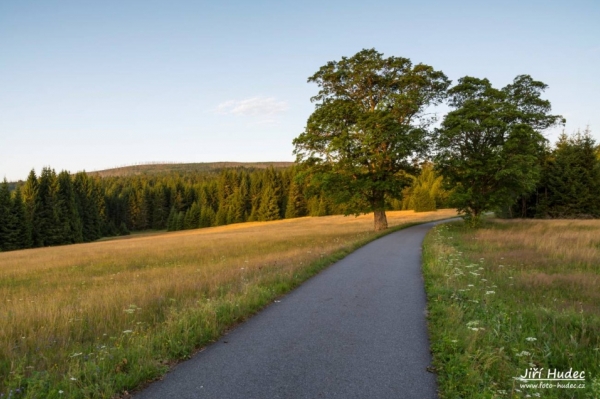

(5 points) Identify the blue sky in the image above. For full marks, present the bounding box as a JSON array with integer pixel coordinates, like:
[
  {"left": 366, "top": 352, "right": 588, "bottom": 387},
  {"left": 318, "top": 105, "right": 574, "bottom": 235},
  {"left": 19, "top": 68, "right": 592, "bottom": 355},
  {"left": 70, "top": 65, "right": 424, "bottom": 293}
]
[{"left": 1, "top": 0, "right": 599, "bottom": 181}]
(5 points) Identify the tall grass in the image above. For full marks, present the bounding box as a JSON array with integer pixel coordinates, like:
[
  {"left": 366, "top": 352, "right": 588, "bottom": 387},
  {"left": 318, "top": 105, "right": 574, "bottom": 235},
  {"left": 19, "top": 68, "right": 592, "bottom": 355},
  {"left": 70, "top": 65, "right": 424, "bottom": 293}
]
[
  {"left": 0, "top": 210, "right": 455, "bottom": 398},
  {"left": 423, "top": 219, "right": 600, "bottom": 399}
]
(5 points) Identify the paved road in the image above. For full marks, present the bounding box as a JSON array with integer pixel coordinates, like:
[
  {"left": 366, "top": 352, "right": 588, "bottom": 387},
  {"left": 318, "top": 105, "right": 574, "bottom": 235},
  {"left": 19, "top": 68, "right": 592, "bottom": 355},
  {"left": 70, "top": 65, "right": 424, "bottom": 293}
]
[{"left": 135, "top": 220, "right": 448, "bottom": 399}]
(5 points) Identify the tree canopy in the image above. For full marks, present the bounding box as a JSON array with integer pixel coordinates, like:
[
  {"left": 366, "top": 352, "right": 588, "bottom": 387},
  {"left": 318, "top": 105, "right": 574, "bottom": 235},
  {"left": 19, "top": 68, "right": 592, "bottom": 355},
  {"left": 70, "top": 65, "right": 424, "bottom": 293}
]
[
  {"left": 293, "top": 48, "right": 450, "bottom": 230},
  {"left": 434, "top": 75, "right": 564, "bottom": 226}
]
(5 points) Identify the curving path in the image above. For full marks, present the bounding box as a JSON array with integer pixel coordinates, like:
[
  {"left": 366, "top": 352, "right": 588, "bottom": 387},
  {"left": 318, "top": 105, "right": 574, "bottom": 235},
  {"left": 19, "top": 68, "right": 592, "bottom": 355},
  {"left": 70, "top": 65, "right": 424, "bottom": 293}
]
[{"left": 134, "top": 220, "right": 449, "bottom": 399}]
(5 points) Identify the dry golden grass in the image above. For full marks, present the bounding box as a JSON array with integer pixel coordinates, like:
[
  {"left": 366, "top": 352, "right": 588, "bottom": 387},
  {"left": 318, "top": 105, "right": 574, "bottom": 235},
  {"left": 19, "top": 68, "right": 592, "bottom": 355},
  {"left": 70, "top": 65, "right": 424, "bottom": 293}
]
[
  {"left": 466, "top": 219, "right": 600, "bottom": 314},
  {"left": 0, "top": 210, "right": 455, "bottom": 396},
  {"left": 472, "top": 219, "right": 600, "bottom": 269}
]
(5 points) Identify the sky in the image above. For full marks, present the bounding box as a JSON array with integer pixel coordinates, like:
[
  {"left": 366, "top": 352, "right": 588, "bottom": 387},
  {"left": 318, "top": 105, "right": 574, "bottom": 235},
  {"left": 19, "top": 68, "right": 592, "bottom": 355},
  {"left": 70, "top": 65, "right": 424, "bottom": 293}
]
[{"left": 1, "top": 0, "right": 599, "bottom": 181}]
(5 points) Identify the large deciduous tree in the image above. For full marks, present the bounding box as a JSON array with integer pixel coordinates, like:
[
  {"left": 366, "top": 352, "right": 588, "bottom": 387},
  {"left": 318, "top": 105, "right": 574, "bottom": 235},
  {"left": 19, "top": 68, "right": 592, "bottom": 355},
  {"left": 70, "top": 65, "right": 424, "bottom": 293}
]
[
  {"left": 293, "top": 49, "right": 450, "bottom": 231},
  {"left": 434, "top": 75, "right": 564, "bottom": 226}
]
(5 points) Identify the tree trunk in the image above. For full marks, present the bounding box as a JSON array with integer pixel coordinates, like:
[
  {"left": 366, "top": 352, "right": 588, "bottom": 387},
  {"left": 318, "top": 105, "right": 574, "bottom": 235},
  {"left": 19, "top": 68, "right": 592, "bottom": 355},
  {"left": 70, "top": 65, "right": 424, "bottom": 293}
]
[{"left": 374, "top": 209, "right": 388, "bottom": 231}]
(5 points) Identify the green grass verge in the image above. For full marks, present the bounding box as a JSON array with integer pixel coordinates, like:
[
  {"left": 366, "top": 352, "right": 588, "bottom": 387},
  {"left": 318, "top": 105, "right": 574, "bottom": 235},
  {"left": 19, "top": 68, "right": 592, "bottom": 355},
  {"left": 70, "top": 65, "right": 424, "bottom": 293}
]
[{"left": 423, "top": 221, "right": 600, "bottom": 399}]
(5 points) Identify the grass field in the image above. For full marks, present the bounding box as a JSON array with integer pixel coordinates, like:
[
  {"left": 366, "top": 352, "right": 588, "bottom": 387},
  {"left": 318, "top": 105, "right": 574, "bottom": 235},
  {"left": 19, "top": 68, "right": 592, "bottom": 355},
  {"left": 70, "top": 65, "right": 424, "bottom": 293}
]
[
  {"left": 0, "top": 209, "right": 455, "bottom": 398},
  {"left": 423, "top": 219, "right": 600, "bottom": 399}
]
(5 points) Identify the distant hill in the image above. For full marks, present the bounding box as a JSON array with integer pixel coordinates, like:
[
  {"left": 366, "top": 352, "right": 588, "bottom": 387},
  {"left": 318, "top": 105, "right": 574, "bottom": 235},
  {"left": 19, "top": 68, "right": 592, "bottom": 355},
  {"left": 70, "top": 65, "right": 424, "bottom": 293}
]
[{"left": 88, "top": 162, "right": 296, "bottom": 177}]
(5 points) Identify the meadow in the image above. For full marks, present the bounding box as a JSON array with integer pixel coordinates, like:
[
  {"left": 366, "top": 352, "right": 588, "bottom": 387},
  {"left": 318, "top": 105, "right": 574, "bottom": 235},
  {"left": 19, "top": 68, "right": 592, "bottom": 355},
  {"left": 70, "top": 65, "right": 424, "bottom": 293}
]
[
  {"left": 0, "top": 209, "right": 455, "bottom": 398},
  {"left": 423, "top": 219, "right": 600, "bottom": 399}
]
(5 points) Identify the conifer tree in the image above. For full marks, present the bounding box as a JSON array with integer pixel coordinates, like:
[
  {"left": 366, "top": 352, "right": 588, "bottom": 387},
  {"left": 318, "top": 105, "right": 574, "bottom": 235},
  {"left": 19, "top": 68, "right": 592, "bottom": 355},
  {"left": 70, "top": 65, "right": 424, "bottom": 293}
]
[
  {"left": 151, "top": 186, "right": 169, "bottom": 229},
  {"left": 21, "top": 170, "right": 39, "bottom": 246},
  {"left": 184, "top": 202, "right": 201, "bottom": 229},
  {"left": 247, "top": 174, "right": 263, "bottom": 221},
  {"left": 6, "top": 188, "right": 30, "bottom": 249},
  {"left": 73, "top": 172, "right": 103, "bottom": 242},
  {"left": 176, "top": 211, "right": 185, "bottom": 231},
  {"left": 227, "top": 188, "right": 246, "bottom": 224},
  {"left": 544, "top": 130, "right": 600, "bottom": 217},
  {"left": 36, "top": 167, "right": 61, "bottom": 246},
  {"left": 199, "top": 205, "right": 216, "bottom": 228},
  {"left": 0, "top": 179, "right": 11, "bottom": 250},
  {"left": 257, "top": 184, "right": 280, "bottom": 221},
  {"left": 167, "top": 207, "right": 177, "bottom": 231},
  {"left": 215, "top": 204, "right": 228, "bottom": 226},
  {"left": 56, "top": 171, "right": 83, "bottom": 244},
  {"left": 285, "top": 180, "right": 306, "bottom": 219}
]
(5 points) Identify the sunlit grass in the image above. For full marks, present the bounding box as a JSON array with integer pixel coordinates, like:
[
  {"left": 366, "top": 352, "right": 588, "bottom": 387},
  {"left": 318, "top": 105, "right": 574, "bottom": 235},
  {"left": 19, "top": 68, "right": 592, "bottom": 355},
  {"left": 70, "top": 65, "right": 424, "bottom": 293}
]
[
  {"left": 0, "top": 209, "right": 455, "bottom": 398},
  {"left": 423, "top": 219, "right": 600, "bottom": 399}
]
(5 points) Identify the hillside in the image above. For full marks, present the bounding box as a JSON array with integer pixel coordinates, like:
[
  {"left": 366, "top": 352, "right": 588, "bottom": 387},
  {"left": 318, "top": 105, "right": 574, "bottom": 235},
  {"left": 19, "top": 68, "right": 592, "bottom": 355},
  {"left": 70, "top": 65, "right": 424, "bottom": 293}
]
[{"left": 88, "top": 161, "right": 295, "bottom": 177}]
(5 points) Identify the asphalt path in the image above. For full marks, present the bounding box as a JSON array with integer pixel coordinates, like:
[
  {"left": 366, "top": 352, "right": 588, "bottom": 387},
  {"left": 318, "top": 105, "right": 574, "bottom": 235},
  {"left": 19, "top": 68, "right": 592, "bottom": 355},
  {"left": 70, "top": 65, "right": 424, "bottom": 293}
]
[{"left": 135, "top": 220, "right": 449, "bottom": 399}]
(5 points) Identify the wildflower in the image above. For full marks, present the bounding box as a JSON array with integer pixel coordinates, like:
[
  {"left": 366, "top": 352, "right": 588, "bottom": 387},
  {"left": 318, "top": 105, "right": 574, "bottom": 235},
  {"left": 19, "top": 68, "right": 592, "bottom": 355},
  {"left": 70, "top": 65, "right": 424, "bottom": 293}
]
[
  {"left": 70, "top": 352, "right": 82, "bottom": 358},
  {"left": 533, "top": 394, "right": 541, "bottom": 398},
  {"left": 515, "top": 351, "right": 531, "bottom": 357},
  {"left": 70, "top": 377, "right": 77, "bottom": 381},
  {"left": 59, "top": 391, "right": 64, "bottom": 394},
  {"left": 526, "top": 337, "right": 537, "bottom": 342},
  {"left": 123, "top": 330, "right": 133, "bottom": 334},
  {"left": 481, "top": 279, "right": 487, "bottom": 282},
  {"left": 468, "top": 284, "right": 474, "bottom": 287},
  {"left": 451, "top": 340, "right": 458, "bottom": 343},
  {"left": 485, "top": 291, "right": 495, "bottom": 295}
]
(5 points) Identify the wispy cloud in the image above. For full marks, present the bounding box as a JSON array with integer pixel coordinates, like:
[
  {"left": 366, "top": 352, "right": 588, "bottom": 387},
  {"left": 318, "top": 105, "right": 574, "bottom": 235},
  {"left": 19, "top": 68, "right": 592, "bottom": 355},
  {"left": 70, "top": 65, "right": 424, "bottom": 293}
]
[{"left": 215, "top": 96, "right": 289, "bottom": 122}]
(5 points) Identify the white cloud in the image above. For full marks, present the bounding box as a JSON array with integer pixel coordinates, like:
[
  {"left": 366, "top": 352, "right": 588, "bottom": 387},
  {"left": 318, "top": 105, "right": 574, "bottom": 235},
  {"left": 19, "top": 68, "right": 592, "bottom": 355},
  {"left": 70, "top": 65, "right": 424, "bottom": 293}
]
[{"left": 216, "top": 96, "right": 289, "bottom": 117}]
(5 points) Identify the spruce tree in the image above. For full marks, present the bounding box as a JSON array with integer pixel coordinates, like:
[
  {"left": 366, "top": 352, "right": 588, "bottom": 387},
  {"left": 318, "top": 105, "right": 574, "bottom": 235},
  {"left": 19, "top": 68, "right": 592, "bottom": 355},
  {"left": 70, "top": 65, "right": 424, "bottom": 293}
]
[
  {"left": 227, "top": 188, "right": 245, "bottom": 224},
  {"left": 35, "top": 167, "right": 61, "bottom": 246},
  {"left": 6, "top": 188, "right": 30, "bottom": 249},
  {"left": 56, "top": 171, "right": 83, "bottom": 244},
  {"left": 199, "top": 205, "right": 216, "bottom": 228},
  {"left": 184, "top": 202, "right": 201, "bottom": 229},
  {"left": 73, "top": 172, "right": 103, "bottom": 242},
  {"left": 215, "top": 204, "right": 228, "bottom": 226},
  {"left": 0, "top": 179, "right": 11, "bottom": 250},
  {"left": 545, "top": 130, "right": 600, "bottom": 217},
  {"left": 285, "top": 180, "right": 306, "bottom": 219},
  {"left": 247, "top": 173, "right": 263, "bottom": 221},
  {"left": 151, "top": 186, "right": 168, "bottom": 229},
  {"left": 166, "top": 207, "right": 177, "bottom": 231},
  {"left": 257, "top": 184, "right": 280, "bottom": 221},
  {"left": 21, "top": 170, "right": 39, "bottom": 246},
  {"left": 175, "top": 211, "right": 185, "bottom": 231}
]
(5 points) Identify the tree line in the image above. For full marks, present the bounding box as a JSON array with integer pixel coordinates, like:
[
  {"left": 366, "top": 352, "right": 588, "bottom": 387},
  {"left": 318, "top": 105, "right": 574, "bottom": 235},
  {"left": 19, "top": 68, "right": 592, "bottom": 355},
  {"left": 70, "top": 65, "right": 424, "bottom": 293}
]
[
  {"left": 502, "top": 128, "right": 600, "bottom": 219},
  {"left": 0, "top": 166, "right": 355, "bottom": 252}
]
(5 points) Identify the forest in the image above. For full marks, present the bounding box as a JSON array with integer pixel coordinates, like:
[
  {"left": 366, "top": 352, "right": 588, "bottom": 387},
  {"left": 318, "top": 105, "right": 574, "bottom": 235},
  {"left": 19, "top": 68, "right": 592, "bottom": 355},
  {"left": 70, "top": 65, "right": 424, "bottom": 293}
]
[
  {"left": 0, "top": 165, "right": 367, "bottom": 252},
  {"left": 0, "top": 128, "right": 598, "bottom": 252}
]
